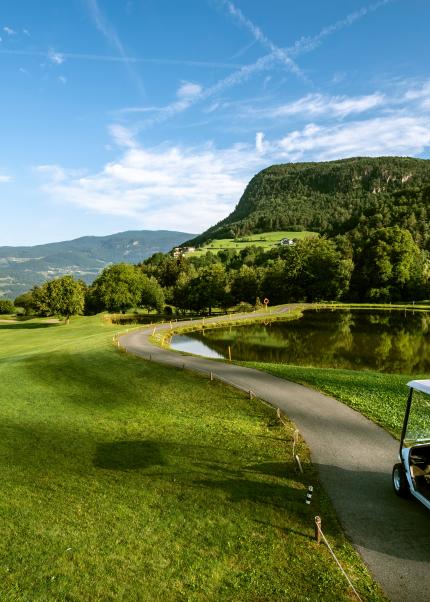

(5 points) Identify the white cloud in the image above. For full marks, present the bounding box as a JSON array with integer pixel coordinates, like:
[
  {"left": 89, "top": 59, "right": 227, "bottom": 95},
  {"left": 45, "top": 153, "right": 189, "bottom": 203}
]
[
  {"left": 267, "top": 92, "right": 385, "bottom": 119},
  {"left": 23, "top": 28, "right": 30, "bottom": 36},
  {"left": 3, "top": 26, "right": 16, "bottom": 35},
  {"left": 276, "top": 115, "right": 430, "bottom": 161},
  {"left": 255, "top": 132, "right": 265, "bottom": 153},
  {"left": 109, "top": 124, "right": 137, "bottom": 148},
  {"left": 58, "top": 75, "right": 67, "bottom": 84},
  {"left": 177, "top": 81, "right": 202, "bottom": 99},
  {"left": 48, "top": 49, "right": 64, "bottom": 65},
  {"left": 36, "top": 133, "right": 265, "bottom": 232},
  {"left": 0, "top": 174, "right": 12, "bottom": 183}
]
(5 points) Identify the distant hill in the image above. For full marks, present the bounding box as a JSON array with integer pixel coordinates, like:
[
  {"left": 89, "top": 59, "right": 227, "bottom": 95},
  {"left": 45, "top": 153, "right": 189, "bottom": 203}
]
[
  {"left": 185, "top": 156, "right": 430, "bottom": 247},
  {"left": 0, "top": 230, "right": 194, "bottom": 298}
]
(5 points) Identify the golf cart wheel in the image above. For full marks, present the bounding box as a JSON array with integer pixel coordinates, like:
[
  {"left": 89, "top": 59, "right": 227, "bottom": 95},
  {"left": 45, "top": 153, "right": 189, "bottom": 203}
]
[{"left": 392, "top": 463, "right": 410, "bottom": 498}]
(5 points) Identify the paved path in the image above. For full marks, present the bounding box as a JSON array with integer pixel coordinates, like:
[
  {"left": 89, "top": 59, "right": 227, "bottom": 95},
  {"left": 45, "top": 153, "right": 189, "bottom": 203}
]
[{"left": 120, "top": 311, "right": 430, "bottom": 602}]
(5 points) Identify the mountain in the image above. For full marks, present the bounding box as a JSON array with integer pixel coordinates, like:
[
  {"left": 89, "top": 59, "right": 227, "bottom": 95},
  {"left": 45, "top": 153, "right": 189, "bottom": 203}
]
[
  {"left": 185, "top": 156, "right": 430, "bottom": 247},
  {"left": 0, "top": 230, "right": 194, "bottom": 299}
]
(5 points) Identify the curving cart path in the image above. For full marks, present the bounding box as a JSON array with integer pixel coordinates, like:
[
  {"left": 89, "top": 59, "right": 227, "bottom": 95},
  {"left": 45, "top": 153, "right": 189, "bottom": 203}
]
[{"left": 120, "top": 310, "right": 430, "bottom": 602}]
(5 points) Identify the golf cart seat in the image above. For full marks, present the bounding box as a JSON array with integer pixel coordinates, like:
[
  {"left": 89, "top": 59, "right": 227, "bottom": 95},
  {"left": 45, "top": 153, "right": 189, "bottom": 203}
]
[{"left": 410, "top": 450, "right": 430, "bottom": 496}]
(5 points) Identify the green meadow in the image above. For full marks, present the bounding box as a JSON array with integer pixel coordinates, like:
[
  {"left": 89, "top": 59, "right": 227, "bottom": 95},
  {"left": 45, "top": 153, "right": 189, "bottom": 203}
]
[
  {"left": 191, "top": 230, "right": 317, "bottom": 256},
  {"left": 0, "top": 316, "right": 384, "bottom": 601}
]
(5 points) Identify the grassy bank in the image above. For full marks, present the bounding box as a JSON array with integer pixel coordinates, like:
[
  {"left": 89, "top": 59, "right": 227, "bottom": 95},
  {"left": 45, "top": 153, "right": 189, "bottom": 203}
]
[
  {"left": 243, "top": 363, "right": 416, "bottom": 439},
  {"left": 0, "top": 315, "right": 384, "bottom": 601},
  {"left": 152, "top": 307, "right": 304, "bottom": 349}
]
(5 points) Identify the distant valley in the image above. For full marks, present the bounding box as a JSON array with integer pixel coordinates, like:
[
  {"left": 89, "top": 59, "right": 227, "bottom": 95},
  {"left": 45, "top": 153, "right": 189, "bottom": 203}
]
[{"left": 0, "top": 230, "right": 194, "bottom": 298}]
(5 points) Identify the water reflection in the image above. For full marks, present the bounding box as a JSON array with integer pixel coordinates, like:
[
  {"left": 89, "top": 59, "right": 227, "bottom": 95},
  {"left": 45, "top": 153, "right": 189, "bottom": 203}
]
[
  {"left": 170, "top": 309, "right": 430, "bottom": 374},
  {"left": 170, "top": 335, "right": 224, "bottom": 359}
]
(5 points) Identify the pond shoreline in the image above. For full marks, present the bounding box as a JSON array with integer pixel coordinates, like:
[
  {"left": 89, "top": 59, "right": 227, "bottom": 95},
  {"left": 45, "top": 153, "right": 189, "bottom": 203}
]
[{"left": 167, "top": 304, "right": 430, "bottom": 374}]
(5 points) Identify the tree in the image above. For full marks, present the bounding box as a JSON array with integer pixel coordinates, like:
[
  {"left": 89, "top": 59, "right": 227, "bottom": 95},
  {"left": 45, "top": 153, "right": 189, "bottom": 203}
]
[
  {"left": 90, "top": 263, "right": 144, "bottom": 313},
  {"left": 183, "top": 264, "right": 228, "bottom": 314},
  {"left": 14, "top": 291, "right": 35, "bottom": 315},
  {"left": 0, "top": 299, "right": 14, "bottom": 314},
  {"left": 230, "top": 265, "right": 261, "bottom": 305},
  {"left": 140, "top": 275, "right": 165, "bottom": 312},
  {"left": 295, "top": 237, "right": 353, "bottom": 301},
  {"left": 32, "top": 276, "right": 86, "bottom": 322},
  {"left": 352, "top": 227, "right": 429, "bottom": 301}
]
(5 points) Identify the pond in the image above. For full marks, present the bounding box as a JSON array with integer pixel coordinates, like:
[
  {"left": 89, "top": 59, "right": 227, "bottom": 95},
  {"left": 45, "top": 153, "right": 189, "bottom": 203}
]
[{"left": 170, "top": 309, "right": 430, "bottom": 374}]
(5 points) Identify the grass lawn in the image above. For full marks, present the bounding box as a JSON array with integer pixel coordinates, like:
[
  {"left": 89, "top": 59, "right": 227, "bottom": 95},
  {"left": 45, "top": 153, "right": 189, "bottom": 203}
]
[
  {"left": 0, "top": 315, "right": 384, "bottom": 601},
  {"left": 243, "top": 363, "right": 421, "bottom": 440},
  {"left": 192, "top": 230, "right": 317, "bottom": 256}
]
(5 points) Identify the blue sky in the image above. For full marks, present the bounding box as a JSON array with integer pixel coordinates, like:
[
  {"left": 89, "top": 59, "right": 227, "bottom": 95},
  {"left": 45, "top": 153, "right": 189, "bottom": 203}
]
[{"left": 1, "top": 0, "right": 429, "bottom": 245}]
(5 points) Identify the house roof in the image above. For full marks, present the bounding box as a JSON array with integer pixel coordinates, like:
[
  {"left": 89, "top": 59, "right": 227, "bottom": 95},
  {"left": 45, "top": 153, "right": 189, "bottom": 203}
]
[{"left": 408, "top": 380, "right": 430, "bottom": 396}]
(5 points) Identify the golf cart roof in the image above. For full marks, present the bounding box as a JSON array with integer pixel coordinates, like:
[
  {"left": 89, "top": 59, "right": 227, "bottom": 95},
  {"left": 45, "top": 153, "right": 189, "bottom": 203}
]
[{"left": 408, "top": 380, "right": 430, "bottom": 395}]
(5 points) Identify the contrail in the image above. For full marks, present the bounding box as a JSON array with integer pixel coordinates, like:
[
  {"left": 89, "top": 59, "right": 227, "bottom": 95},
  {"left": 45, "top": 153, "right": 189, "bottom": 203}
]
[
  {"left": 289, "top": 0, "right": 397, "bottom": 56},
  {"left": 220, "top": 0, "right": 307, "bottom": 81},
  {"left": 0, "top": 48, "right": 243, "bottom": 69},
  {"left": 85, "top": 0, "right": 146, "bottom": 97},
  {"left": 135, "top": 0, "right": 395, "bottom": 129}
]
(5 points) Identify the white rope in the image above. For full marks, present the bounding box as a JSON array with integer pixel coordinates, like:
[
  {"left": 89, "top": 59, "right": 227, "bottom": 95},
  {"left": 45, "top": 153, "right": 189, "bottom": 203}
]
[{"left": 315, "top": 519, "right": 362, "bottom": 601}]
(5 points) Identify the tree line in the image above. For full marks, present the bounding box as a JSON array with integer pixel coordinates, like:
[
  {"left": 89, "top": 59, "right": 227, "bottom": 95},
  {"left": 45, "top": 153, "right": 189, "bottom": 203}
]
[{"left": 7, "top": 224, "right": 430, "bottom": 320}]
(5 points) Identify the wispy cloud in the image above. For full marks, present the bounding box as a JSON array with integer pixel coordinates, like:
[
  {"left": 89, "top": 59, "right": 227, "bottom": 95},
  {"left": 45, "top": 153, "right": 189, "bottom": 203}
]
[
  {"left": 276, "top": 115, "right": 430, "bottom": 161},
  {"left": 246, "top": 92, "right": 386, "bottom": 120},
  {"left": 0, "top": 173, "right": 12, "bottom": 183},
  {"left": 177, "top": 81, "right": 203, "bottom": 99},
  {"left": 3, "top": 26, "right": 16, "bottom": 36},
  {"left": 36, "top": 139, "right": 258, "bottom": 232},
  {"left": 85, "top": 0, "right": 145, "bottom": 96},
  {"left": 58, "top": 75, "right": 67, "bottom": 84},
  {"left": 48, "top": 49, "right": 65, "bottom": 65}
]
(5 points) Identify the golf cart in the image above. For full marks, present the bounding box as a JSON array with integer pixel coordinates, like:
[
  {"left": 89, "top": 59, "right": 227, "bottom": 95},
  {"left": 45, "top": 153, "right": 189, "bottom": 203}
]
[{"left": 392, "top": 380, "right": 430, "bottom": 509}]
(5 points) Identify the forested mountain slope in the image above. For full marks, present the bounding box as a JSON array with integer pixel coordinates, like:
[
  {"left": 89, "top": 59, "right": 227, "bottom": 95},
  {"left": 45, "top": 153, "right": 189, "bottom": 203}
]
[
  {"left": 0, "top": 230, "right": 193, "bottom": 298},
  {"left": 187, "top": 157, "right": 430, "bottom": 248}
]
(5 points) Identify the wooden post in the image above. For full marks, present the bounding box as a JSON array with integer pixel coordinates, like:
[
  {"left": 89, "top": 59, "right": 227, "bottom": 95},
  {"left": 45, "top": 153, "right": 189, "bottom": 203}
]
[
  {"left": 228, "top": 346, "right": 232, "bottom": 362},
  {"left": 152, "top": 326, "right": 156, "bottom": 335},
  {"left": 315, "top": 516, "right": 321, "bottom": 544},
  {"left": 210, "top": 371, "right": 213, "bottom": 381}
]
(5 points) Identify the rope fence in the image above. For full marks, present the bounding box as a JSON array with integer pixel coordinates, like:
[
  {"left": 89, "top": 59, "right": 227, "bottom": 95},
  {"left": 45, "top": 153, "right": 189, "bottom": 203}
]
[{"left": 314, "top": 516, "right": 363, "bottom": 601}]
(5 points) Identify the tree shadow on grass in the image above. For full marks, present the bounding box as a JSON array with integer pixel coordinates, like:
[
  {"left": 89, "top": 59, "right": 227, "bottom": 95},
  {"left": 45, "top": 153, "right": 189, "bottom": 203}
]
[
  {"left": 21, "top": 349, "right": 209, "bottom": 410},
  {"left": 0, "top": 322, "right": 60, "bottom": 330},
  {"left": 192, "top": 475, "right": 302, "bottom": 506},
  {"left": 94, "top": 440, "right": 165, "bottom": 470}
]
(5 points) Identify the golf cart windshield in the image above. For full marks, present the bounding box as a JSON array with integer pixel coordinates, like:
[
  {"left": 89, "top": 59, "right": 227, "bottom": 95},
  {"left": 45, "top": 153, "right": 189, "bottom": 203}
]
[{"left": 405, "top": 387, "right": 430, "bottom": 444}]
